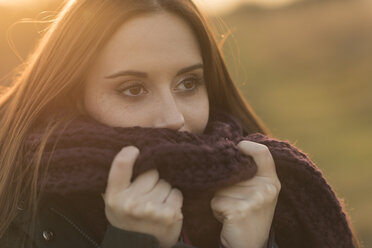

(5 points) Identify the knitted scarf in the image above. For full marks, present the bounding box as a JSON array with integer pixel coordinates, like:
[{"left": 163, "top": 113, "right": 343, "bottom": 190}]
[{"left": 24, "top": 108, "right": 356, "bottom": 248}]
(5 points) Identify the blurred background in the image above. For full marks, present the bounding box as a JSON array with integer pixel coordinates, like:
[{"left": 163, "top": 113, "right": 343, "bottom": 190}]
[{"left": 0, "top": 0, "right": 371, "bottom": 246}]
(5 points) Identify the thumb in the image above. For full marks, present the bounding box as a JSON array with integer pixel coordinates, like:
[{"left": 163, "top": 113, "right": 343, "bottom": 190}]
[{"left": 105, "top": 146, "right": 140, "bottom": 196}]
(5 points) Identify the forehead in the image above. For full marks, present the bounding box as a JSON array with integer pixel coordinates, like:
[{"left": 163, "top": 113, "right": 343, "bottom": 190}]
[{"left": 95, "top": 11, "right": 202, "bottom": 72}]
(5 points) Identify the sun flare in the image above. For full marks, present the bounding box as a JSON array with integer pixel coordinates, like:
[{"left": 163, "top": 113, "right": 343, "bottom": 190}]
[
  {"left": 0, "top": 0, "right": 300, "bottom": 12},
  {"left": 0, "top": 0, "right": 41, "bottom": 6}
]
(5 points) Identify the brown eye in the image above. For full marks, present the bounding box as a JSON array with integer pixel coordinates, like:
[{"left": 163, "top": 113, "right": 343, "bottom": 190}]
[
  {"left": 127, "top": 86, "right": 143, "bottom": 96},
  {"left": 177, "top": 76, "right": 203, "bottom": 92},
  {"left": 118, "top": 82, "right": 148, "bottom": 97},
  {"left": 183, "top": 81, "right": 195, "bottom": 89}
]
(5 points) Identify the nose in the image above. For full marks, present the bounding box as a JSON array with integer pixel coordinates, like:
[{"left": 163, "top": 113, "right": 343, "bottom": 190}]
[{"left": 153, "top": 92, "right": 185, "bottom": 131}]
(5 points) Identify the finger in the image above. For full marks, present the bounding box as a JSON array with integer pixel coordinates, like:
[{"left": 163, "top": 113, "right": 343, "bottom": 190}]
[
  {"left": 105, "top": 146, "right": 139, "bottom": 197},
  {"left": 143, "top": 179, "right": 171, "bottom": 203},
  {"left": 164, "top": 188, "right": 183, "bottom": 209},
  {"left": 129, "top": 169, "right": 160, "bottom": 194},
  {"left": 210, "top": 196, "right": 238, "bottom": 223},
  {"left": 211, "top": 196, "right": 260, "bottom": 223},
  {"left": 214, "top": 184, "right": 255, "bottom": 200},
  {"left": 237, "top": 140, "right": 277, "bottom": 179},
  {"left": 159, "top": 205, "right": 183, "bottom": 224},
  {"left": 217, "top": 183, "right": 279, "bottom": 208}
]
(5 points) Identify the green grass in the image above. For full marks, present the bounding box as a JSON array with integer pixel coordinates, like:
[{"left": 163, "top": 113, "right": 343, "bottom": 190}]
[{"left": 217, "top": 0, "right": 372, "bottom": 246}]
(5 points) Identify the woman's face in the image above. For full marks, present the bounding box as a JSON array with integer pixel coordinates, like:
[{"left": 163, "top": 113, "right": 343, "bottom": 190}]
[{"left": 83, "top": 12, "right": 209, "bottom": 134}]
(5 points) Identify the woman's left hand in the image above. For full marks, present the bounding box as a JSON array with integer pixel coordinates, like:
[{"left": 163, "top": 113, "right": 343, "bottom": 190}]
[{"left": 210, "top": 140, "right": 281, "bottom": 248}]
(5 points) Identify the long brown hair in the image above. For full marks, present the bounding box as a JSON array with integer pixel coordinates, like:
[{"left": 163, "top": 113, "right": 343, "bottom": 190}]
[{"left": 0, "top": 0, "right": 359, "bottom": 247}]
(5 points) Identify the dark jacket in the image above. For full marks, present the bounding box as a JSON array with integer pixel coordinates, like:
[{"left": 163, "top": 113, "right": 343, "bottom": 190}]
[
  {"left": 0, "top": 195, "right": 278, "bottom": 248},
  {"left": 0, "top": 196, "right": 198, "bottom": 248}
]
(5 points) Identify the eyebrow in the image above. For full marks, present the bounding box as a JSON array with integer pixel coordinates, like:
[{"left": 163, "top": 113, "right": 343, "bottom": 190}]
[{"left": 104, "top": 63, "right": 203, "bottom": 79}]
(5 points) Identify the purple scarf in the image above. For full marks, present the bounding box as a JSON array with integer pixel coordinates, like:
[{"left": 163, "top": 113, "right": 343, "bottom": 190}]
[{"left": 24, "top": 108, "right": 356, "bottom": 248}]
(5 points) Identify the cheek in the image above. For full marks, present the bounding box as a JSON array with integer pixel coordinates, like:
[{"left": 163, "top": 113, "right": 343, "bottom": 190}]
[
  {"left": 83, "top": 90, "right": 112, "bottom": 123},
  {"left": 183, "top": 89, "right": 209, "bottom": 134},
  {"left": 197, "top": 97, "right": 210, "bottom": 133},
  {"left": 83, "top": 89, "right": 124, "bottom": 126},
  {"left": 83, "top": 89, "right": 153, "bottom": 128}
]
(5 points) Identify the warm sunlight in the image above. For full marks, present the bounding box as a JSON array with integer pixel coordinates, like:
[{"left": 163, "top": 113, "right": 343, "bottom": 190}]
[
  {"left": 0, "top": 0, "right": 35, "bottom": 6},
  {"left": 0, "top": 0, "right": 300, "bottom": 12},
  {"left": 193, "top": 0, "right": 300, "bottom": 13}
]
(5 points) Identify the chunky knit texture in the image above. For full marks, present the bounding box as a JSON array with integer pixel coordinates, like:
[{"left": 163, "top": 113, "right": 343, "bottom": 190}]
[{"left": 24, "top": 108, "right": 356, "bottom": 248}]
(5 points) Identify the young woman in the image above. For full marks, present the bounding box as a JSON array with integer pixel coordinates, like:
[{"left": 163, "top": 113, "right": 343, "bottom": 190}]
[{"left": 0, "top": 0, "right": 359, "bottom": 248}]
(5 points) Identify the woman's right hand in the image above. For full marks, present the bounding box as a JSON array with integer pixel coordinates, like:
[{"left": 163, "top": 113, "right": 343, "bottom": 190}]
[{"left": 103, "top": 146, "right": 184, "bottom": 248}]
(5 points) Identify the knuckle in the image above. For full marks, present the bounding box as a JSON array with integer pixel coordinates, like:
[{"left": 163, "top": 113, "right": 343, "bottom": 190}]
[
  {"left": 103, "top": 194, "right": 113, "bottom": 206},
  {"left": 161, "top": 207, "right": 176, "bottom": 225},
  {"left": 161, "top": 207, "right": 172, "bottom": 219},
  {"left": 211, "top": 197, "right": 223, "bottom": 210},
  {"left": 269, "top": 177, "right": 281, "bottom": 193},
  {"left": 172, "top": 188, "right": 183, "bottom": 200},
  {"left": 236, "top": 201, "right": 250, "bottom": 215},
  {"left": 105, "top": 199, "right": 118, "bottom": 212},
  {"left": 174, "top": 210, "right": 183, "bottom": 220},
  {"left": 253, "top": 191, "right": 267, "bottom": 207},
  {"left": 226, "top": 201, "right": 248, "bottom": 220},
  {"left": 275, "top": 179, "right": 282, "bottom": 192},
  {"left": 104, "top": 196, "right": 120, "bottom": 210},
  {"left": 264, "top": 183, "right": 279, "bottom": 197},
  {"left": 143, "top": 201, "right": 155, "bottom": 217},
  {"left": 174, "top": 213, "right": 183, "bottom": 222},
  {"left": 122, "top": 197, "right": 137, "bottom": 212}
]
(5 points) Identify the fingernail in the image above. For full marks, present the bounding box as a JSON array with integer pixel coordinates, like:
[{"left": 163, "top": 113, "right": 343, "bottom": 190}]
[
  {"left": 126, "top": 145, "right": 139, "bottom": 152},
  {"left": 121, "top": 146, "right": 140, "bottom": 156}
]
